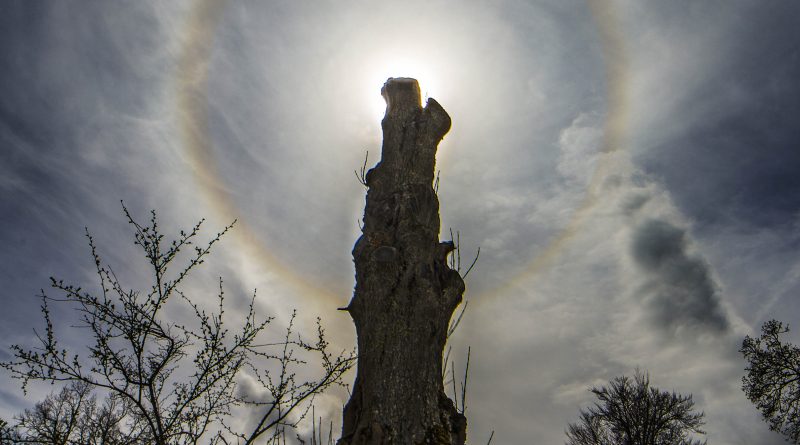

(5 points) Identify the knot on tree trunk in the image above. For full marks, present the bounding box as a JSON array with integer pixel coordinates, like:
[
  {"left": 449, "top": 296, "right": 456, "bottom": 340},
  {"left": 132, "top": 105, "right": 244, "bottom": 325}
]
[{"left": 339, "top": 78, "right": 467, "bottom": 445}]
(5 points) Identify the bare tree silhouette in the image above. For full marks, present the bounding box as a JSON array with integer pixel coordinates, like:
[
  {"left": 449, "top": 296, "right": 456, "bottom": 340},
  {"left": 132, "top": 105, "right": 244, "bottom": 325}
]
[
  {"left": 566, "top": 370, "right": 706, "bottom": 445},
  {"left": 2, "top": 205, "right": 354, "bottom": 445},
  {"left": 741, "top": 319, "right": 800, "bottom": 444}
]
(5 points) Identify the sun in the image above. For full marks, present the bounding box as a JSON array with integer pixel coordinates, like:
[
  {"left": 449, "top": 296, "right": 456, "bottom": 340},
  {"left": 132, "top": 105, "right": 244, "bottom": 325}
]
[{"left": 365, "top": 57, "right": 443, "bottom": 119}]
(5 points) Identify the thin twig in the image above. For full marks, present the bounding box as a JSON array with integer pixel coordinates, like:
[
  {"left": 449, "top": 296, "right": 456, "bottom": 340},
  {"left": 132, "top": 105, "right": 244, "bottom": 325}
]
[
  {"left": 462, "top": 247, "right": 481, "bottom": 279},
  {"left": 451, "top": 366, "right": 458, "bottom": 412},
  {"left": 447, "top": 301, "right": 468, "bottom": 338},
  {"left": 354, "top": 151, "right": 369, "bottom": 187},
  {"left": 442, "top": 345, "right": 453, "bottom": 381},
  {"left": 460, "top": 346, "right": 471, "bottom": 415}
]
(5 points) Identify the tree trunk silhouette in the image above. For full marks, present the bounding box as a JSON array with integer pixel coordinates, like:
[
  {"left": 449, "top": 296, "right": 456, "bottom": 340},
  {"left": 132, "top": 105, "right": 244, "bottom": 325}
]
[{"left": 339, "top": 78, "right": 467, "bottom": 445}]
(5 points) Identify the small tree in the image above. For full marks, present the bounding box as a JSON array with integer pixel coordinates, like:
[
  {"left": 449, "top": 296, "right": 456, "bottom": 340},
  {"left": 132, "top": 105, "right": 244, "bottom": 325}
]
[
  {"left": 1, "top": 206, "right": 354, "bottom": 445},
  {"left": 566, "top": 370, "right": 706, "bottom": 445},
  {"left": 741, "top": 319, "right": 800, "bottom": 444},
  {"left": 11, "top": 381, "right": 134, "bottom": 445}
]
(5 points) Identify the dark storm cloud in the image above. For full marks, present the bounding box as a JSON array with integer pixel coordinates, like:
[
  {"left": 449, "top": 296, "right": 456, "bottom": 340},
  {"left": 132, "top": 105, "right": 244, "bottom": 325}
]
[
  {"left": 630, "top": 218, "right": 728, "bottom": 334},
  {"left": 634, "top": 1, "right": 800, "bottom": 230}
]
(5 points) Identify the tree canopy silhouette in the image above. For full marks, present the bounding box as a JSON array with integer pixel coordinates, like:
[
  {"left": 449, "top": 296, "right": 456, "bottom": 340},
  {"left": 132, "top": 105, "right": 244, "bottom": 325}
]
[
  {"left": 741, "top": 319, "right": 800, "bottom": 444},
  {"left": 566, "top": 370, "right": 706, "bottom": 445},
  {"left": 4, "top": 381, "right": 133, "bottom": 445}
]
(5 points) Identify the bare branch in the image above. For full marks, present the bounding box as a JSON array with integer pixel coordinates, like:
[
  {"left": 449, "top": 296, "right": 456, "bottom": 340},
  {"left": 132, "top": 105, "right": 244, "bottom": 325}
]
[{"left": 1, "top": 206, "right": 353, "bottom": 445}]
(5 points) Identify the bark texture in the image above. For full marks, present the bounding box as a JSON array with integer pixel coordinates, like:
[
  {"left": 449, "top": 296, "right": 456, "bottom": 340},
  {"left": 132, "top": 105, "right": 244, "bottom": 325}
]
[{"left": 339, "top": 78, "right": 466, "bottom": 445}]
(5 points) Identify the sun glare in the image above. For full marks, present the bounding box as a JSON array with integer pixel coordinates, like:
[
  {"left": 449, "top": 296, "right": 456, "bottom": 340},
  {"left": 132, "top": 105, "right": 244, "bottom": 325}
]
[{"left": 366, "top": 57, "right": 442, "bottom": 119}]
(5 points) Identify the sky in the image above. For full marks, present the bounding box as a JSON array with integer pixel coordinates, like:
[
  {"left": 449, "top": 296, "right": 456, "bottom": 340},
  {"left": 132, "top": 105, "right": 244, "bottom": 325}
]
[{"left": 1, "top": 0, "right": 799, "bottom": 443}]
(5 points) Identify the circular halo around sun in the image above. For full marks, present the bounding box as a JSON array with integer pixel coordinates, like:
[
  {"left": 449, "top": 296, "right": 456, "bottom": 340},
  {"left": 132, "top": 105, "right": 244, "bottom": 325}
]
[{"left": 177, "top": 0, "right": 627, "bottom": 304}]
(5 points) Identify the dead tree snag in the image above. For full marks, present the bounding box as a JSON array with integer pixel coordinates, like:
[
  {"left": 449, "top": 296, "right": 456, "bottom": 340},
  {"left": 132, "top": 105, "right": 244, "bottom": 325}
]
[{"left": 339, "top": 78, "right": 467, "bottom": 445}]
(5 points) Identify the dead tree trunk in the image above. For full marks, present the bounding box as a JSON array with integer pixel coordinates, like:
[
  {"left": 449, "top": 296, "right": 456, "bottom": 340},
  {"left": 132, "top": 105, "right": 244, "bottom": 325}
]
[{"left": 339, "top": 78, "right": 467, "bottom": 445}]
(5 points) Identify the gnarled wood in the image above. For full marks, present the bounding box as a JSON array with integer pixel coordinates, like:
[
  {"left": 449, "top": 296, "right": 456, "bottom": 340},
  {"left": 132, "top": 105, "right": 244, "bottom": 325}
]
[{"left": 339, "top": 78, "right": 466, "bottom": 445}]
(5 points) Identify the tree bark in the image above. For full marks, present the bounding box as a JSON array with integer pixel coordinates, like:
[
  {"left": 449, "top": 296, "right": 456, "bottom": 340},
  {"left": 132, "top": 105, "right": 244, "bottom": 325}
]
[{"left": 339, "top": 78, "right": 467, "bottom": 445}]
